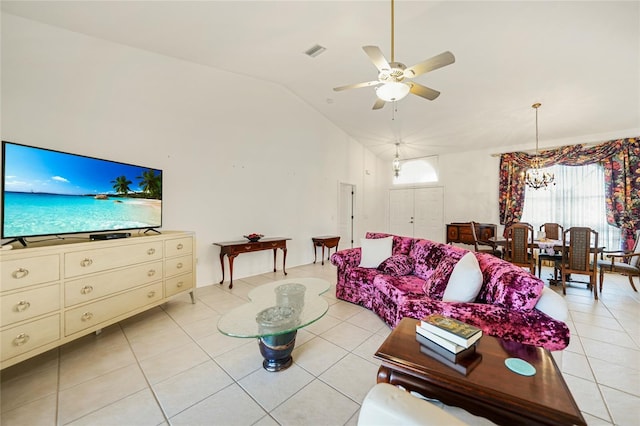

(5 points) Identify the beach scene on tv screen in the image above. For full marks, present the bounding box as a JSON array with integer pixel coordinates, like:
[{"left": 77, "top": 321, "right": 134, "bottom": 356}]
[{"left": 3, "top": 143, "right": 162, "bottom": 237}]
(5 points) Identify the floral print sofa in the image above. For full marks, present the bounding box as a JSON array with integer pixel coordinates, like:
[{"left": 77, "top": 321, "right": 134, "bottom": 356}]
[{"left": 330, "top": 232, "right": 570, "bottom": 351}]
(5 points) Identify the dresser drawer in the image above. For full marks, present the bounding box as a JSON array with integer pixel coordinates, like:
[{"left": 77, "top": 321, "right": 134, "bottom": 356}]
[
  {"left": 65, "top": 282, "right": 163, "bottom": 335},
  {"left": 1, "top": 314, "right": 60, "bottom": 362},
  {"left": 165, "top": 272, "right": 194, "bottom": 298},
  {"left": 65, "top": 261, "right": 164, "bottom": 307},
  {"left": 65, "top": 241, "right": 163, "bottom": 278},
  {"left": 1, "top": 284, "right": 60, "bottom": 326},
  {"left": 164, "top": 255, "right": 193, "bottom": 277},
  {"left": 1, "top": 255, "right": 60, "bottom": 292},
  {"left": 165, "top": 237, "right": 193, "bottom": 257}
]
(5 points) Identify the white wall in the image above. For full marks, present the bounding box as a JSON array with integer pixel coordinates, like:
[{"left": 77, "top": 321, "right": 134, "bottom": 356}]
[{"left": 1, "top": 14, "right": 388, "bottom": 286}]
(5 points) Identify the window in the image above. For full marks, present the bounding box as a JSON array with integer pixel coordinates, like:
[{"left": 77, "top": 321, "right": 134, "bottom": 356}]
[
  {"left": 393, "top": 156, "right": 439, "bottom": 185},
  {"left": 521, "top": 163, "right": 620, "bottom": 250}
]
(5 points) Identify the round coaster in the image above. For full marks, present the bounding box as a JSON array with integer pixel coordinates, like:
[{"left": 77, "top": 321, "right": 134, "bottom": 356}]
[{"left": 505, "top": 358, "right": 536, "bottom": 376}]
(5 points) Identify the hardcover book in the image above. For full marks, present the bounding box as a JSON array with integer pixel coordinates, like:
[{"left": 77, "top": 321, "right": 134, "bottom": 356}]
[
  {"left": 416, "top": 332, "right": 476, "bottom": 363},
  {"left": 420, "top": 314, "right": 482, "bottom": 348},
  {"left": 416, "top": 325, "right": 469, "bottom": 353},
  {"left": 420, "top": 346, "right": 483, "bottom": 376}
]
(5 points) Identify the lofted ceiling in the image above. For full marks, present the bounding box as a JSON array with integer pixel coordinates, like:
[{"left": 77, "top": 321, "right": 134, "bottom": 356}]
[{"left": 2, "top": 1, "right": 639, "bottom": 161}]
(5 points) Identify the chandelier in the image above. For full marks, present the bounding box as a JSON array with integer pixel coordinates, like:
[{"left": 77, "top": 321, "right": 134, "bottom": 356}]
[
  {"left": 525, "top": 103, "right": 555, "bottom": 190},
  {"left": 393, "top": 143, "right": 401, "bottom": 177}
]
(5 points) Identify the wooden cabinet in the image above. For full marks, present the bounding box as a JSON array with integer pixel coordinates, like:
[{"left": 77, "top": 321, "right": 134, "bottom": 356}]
[
  {"left": 446, "top": 222, "right": 497, "bottom": 245},
  {"left": 0, "top": 231, "right": 195, "bottom": 369}
]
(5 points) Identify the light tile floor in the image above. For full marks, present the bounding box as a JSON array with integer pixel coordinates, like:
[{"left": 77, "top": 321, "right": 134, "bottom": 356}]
[{"left": 1, "top": 262, "right": 638, "bottom": 425}]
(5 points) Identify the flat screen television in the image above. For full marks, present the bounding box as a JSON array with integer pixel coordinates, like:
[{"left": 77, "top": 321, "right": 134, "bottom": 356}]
[{"left": 1, "top": 141, "right": 162, "bottom": 245}]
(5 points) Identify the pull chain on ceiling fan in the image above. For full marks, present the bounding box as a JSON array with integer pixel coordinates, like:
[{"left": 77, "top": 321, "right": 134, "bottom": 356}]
[{"left": 333, "top": 0, "right": 455, "bottom": 110}]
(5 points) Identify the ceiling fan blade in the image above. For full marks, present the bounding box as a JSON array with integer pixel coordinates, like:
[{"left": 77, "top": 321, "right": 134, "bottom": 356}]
[
  {"left": 404, "top": 51, "right": 455, "bottom": 78},
  {"left": 372, "top": 98, "right": 386, "bottom": 110},
  {"left": 333, "top": 80, "right": 381, "bottom": 92},
  {"left": 408, "top": 82, "right": 440, "bottom": 100},
  {"left": 363, "top": 46, "right": 391, "bottom": 72}
]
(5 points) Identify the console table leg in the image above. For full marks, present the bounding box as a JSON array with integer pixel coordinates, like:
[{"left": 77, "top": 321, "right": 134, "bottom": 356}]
[
  {"left": 218, "top": 253, "right": 225, "bottom": 285},
  {"left": 321, "top": 245, "right": 326, "bottom": 265},
  {"left": 282, "top": 248, "right": 288, "bottom": 275},
  {"left": 272, "top": 248, "right": 277, "bottom": 272},
  {"left": 227, "top": 254, "right": 237, "bottom": 289},
  {"left": 313, "top": 242, "right": 318, "bottom": 264}
]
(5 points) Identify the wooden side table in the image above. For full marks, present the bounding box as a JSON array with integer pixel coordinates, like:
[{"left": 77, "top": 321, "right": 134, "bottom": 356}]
[{"left": 312, "top": 236, "right": 340, "bottom": 265}]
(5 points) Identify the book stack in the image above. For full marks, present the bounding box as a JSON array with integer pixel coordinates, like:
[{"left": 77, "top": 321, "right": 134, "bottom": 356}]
[{"left": 416, "top": 314, "right": 483, "bottom": 375}]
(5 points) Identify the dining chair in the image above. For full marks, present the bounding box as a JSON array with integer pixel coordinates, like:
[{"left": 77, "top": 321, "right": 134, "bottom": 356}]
[
  {"left": 559, "top": 227, "right": 599, "bottom": 298},
  {"left": 597, "top": 230, "right": 640, "bottom": 296},
  {"left": 504, "top": 223, "right": 535, "bottom": 274},
  {"left": 537, "top": 223, "right": 564, "bottom": 279},
  {"left": 470, "top": 221, "right": 502, "bottom": 258}
]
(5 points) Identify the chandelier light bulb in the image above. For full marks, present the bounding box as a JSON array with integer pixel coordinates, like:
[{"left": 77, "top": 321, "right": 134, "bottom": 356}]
[{"left": 392, "top": 143, "right": 401, "bottom": 177}]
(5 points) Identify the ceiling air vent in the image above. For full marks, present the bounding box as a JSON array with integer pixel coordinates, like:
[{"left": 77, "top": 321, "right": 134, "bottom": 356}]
[{"left": 304, "top": 44, "right": 326, "bottom": 58}]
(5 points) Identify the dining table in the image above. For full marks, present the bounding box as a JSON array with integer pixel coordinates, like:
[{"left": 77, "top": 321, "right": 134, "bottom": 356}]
[{"left": 489, "top": 237, "right": 605, "bottom": 286}]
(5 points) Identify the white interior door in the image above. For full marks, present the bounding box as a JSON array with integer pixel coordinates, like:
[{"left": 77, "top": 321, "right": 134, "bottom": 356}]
[
  {"left": 389, "top": 187, "right": 445, "bottom": 242},
  {"left": 389, "top": 189, "right": 415, "bottom": 236},
  {"left": 413, "top": 187, "right": 444, "bottom": 242}
]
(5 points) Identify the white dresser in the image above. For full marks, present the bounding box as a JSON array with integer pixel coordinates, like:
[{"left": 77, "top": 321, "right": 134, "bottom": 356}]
[{"left": 0, "top": 231, "right": 195, "bottom": 369}]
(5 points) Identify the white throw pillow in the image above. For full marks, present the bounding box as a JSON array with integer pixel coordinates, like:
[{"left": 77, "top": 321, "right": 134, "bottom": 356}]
[
  {"left": 358, "top": 237, "right": 393, "bottom": 268},
  {"left": 442, "top": 252, "right": 483, "bottom": 302},
  {"left": 534, "top": 286, "right": 568, "bottom": 321}
]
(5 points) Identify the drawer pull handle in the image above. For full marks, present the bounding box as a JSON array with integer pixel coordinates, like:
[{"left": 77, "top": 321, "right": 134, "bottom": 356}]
[
  {"left": 147, "top": 291, "right": 156, "bottom": 298},
  {"left": 147, "top": 248, "right": 156, "bottom": 255},
  {"left": 177, "top": 281, "right": 184, "bottom": 288},
  {"left": 148, "top": 269, "right": 156, "bottom": 277},
  {"left": 177, "top": 243, "right": 184, "bottom": 250},
  {"left": 13, "top": 333, "right": 30, "bottom": 346},
  {"left": 176, "top": 262, "right": 183, "bottom": 269},
  {"left": 244, "top": 246, "right": 252, "bottom": 250},
  {"left": 12, "top": 268, "right": 29, "bottom": 279},
  {"left": 81, "top": 285, "right": 94, "bottom": 294},
  {"left": 81, "top": 312, "right": 94, "bottom": 322},
  {"left": 15, "top": 300, "right": 31, "bottom": 312},
  {"left": 271, "top": 243, "right": 277, "bottom": 247},
  {"left": 80, "top": 258, "right": 93, "bottom": 267}
]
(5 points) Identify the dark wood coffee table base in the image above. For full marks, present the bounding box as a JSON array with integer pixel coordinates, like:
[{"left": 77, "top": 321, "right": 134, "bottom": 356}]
[{"left": 375, "top": 318, "right": 585, "bottom": 426}]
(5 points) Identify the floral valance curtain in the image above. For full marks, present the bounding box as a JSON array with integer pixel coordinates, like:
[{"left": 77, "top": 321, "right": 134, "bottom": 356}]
[{"left": 499, "top": 137, "right": 640, "bottom": 250}]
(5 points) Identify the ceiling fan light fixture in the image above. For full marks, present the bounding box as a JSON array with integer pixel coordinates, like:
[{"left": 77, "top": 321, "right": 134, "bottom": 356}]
[{"left": 376, "top": 82, "right": 410, "bottom": 102}]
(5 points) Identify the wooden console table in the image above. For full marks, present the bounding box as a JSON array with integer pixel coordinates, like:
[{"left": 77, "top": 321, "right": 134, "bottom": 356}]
[
  {"left": 213, "top": 237, "right": 290, "bottom": 288},
  {"left": 446, "top": 222, "right": 497, "bottom": 245},
  {"left": 312, "top": 235, "right": 340, "bottom": 265}
]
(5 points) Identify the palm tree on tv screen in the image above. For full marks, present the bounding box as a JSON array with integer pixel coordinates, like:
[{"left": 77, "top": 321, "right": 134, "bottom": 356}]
[
  {"left": 111, "top": 175, "right": 132, "bottom": 195},
  {"left": 137, "top": 169, "right": 161, "bottom": 199}
]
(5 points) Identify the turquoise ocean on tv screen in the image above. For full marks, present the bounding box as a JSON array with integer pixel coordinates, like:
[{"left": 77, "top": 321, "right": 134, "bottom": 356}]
[{"left": 3, "top": 192, "right": 162, "bottom": 237}]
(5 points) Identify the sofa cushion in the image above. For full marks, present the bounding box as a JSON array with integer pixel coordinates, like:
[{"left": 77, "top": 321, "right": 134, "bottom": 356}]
[
  {"left": 418, "top": 244, "right": 470, "bottom": 299},
  {"left": 411, "top": 239, "right": 448, "bottom": 281},
  {"left": 359, "top": 237, "right": 393, "bottom": 268},
  {"left": 378, "top": 254, "right": 415, "bottom": 276},
  {"left": 475, "top": 252, "right": 544, "bottom": 311},
  {"left": 534, "top": 287, "right": 568, "bottom": 321},
  {"left": 373, "top": 274, "right": 427, "bottom": 307},
  {"left": 442, "top": 252, "right": 483, "bottom": 302},
  {"left": 365, "top": 232, "right": 415, "bottom": 256}
]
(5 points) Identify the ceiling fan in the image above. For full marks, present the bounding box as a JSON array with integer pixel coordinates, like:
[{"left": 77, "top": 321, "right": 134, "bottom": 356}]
[{"left": 333, "top": 0, "right": 455, "bottom": 110}]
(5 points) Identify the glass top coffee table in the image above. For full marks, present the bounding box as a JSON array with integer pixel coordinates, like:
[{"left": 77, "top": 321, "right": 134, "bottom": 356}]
[{"left": 217, "top": 277, "right": 330, "bottom": 372}]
